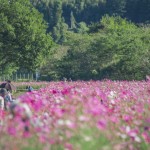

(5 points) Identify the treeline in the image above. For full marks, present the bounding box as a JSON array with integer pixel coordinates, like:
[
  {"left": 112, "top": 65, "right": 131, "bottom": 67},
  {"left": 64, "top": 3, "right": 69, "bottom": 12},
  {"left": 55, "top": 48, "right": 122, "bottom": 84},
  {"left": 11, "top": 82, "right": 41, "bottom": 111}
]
[
  {"left": 39, "top": 16, "right": 150, "bottom": 80},
  {"left": 32, "top": 0, "right": 150, "bottom": 80},
  {"left": 31, "top": 0, "right": 150, "bottom": 43},
  {"left": 0, "top": 0, "right": 150, "bottom": 80}
]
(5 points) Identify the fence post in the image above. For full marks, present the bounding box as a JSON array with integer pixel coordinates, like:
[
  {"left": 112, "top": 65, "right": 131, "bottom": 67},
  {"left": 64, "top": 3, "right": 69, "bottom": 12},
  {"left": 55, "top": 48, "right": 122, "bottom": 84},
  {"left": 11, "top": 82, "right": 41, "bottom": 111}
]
[
  {"left": 19, "top": 73, "right": 21, "bottom": 80},
  {"left": 23, "top": 74, "right": 25, "bottom": 80},
  {"left": 28, "top": 73, "right": 29, "bottom": 80},
  {"left": 32, "top": 73, "right": 34, "bottom": 81},
  {"left": 16, "top": 73, "right": 17, "bottom": 81}
]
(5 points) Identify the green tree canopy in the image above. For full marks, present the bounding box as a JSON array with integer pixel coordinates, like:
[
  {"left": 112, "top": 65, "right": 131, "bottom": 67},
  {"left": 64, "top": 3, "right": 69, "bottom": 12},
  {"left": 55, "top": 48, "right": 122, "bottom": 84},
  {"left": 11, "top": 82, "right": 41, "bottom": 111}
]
[
  {"left": 53, "top": 16, "right": 150, "bottom": 80},
  {"left": 0, "top": 0, "right": 53, "bottom": 74},
  {"left": 88, "top": 16, "right": 150, "bottom": 80}
]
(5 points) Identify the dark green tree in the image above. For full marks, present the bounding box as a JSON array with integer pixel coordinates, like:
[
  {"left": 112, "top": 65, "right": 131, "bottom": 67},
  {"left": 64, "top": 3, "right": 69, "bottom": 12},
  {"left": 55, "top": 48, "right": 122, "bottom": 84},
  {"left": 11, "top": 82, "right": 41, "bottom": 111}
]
[
  {"left": 105, "top": 0, "right": 126, "bottom": 17},
  {"left": 126, "top": 0, "right": 150, "bottom": 23},
  {"left": 55, "top": 16, "right": 150, "bottom": 80},
  {"left": 57, "top": 31, "right": 94, "bottom": 80},
  {"left": 31, "top": 0, "right": 150, "bottom": 32}
]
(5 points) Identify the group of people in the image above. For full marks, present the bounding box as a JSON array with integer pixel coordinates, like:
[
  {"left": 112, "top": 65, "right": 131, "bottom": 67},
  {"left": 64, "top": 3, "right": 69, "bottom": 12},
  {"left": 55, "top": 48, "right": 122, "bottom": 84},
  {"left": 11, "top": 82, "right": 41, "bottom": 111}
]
[
  {"left": 0, "top": 80, "right": 34, "bottom": 111},
  {"left": 0, "top": 80, "right": 33, "bottom": 130},
  {"left": 0, "top": 80, "right": 15, "bottom": 111}
]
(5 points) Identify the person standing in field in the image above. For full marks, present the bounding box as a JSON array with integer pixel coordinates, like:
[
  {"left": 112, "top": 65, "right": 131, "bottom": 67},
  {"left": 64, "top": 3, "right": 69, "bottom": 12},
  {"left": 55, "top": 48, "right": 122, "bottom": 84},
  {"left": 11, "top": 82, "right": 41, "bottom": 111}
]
[
  {"left": 5, "top": 80, "right": 16, "bottom": 93},
  {"left": 0, "top": 94, "right": 4, "bottom": 110},
  {"left": 0, "top": 80, "right": 16, "bottom": 93},
  {"left": 0, "top": 88, "right": 13, "bottom": 110},
  {"left": 0, "top": 95, "right": 4, "bottom": 126}
]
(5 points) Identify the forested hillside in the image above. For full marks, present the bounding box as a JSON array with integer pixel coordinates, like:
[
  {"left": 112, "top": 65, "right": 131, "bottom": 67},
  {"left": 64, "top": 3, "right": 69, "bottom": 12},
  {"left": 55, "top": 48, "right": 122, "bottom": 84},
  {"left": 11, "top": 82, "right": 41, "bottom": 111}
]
[
  {"left": 31, "top": 0, "right": 150, "bottom": 43},
  {"left": 30, "top": 0, "right": 150, "bottom": 80},
  {"left": 0, "top": 0, "right": 150, "bottom": 80}
]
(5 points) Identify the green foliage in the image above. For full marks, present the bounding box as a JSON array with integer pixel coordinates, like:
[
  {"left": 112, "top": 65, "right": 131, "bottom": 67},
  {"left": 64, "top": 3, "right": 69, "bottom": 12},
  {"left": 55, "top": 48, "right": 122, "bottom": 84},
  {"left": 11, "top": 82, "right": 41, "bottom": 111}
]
[
  {"left": 57, "top": 32, "right": 94, "bottom": 80},
  {"left": 88, "top": 16, "right": 150, "bottom": 80},
  {"left": 105, "top": 0, "right": 126, "bottom": 16},
  {"left": 52, "top": 16, "right": 150, "bottom": 80},
  {"left": 126, "top": 0, "right": 150, "bottom": 23},
  {"left": 0, "top": 0, "right": 53, "bottom": 74},
  {"left": 1, "top": 0, "right": 149, "bottom": 80},
  {"left": 76, "top": 22, "right": 89, "bottom": 33},
  {"left": 31, "top": 0, "right": 150, "bottom": 45},
  {"left": 32, "top": 0, "right": 150, "bottom": 33},
  {"left": 52, "top": 18, "right": 68, "bottom": 44},
  {"left": 38, "top": 45, "right": 69, "bottom": 81},
  {"left": 70, "top": 128, "right": 111, "bottom": 150}
]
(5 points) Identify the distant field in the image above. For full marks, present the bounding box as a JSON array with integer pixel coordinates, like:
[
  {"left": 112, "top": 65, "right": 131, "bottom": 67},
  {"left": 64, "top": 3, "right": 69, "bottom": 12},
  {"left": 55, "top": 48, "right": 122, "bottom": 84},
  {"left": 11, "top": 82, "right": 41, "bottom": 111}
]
[
  {"left": 0, "top": 80, "right": 150, "bottom": 150},
  {"left": 0, "top": 81, "right": 49, "bottom": 98}
]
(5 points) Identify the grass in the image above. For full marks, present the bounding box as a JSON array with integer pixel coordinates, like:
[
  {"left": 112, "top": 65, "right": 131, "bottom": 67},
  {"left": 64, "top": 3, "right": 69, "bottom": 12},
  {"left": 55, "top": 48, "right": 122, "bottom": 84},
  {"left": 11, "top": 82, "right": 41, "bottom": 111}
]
[
  {"left": 21, "top": 137, "right": 44, "bottom": 150},
  {"left": 69, "top": 127, "right": 111, "bottom": 150},
  {"left": 139, "top": 141, "right": 150, "bottom": 150},
  {"left": 13, "top": 84, "right": 44, "bottom": 98}
]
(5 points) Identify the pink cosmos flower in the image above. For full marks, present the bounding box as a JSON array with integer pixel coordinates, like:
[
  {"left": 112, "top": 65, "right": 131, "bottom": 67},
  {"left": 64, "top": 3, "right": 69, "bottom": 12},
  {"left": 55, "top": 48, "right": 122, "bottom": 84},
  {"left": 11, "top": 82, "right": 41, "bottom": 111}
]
[
  {"left": 7, "top": 127, "right": 16, "bottom": 136},
  {"left": 122, "top": 115, "right": 132, "bottom": 122},
  {"left": 97, "top": 119, "right": 107, "bottom": 130},
  {"left": 64, "top": 142, "right": 73, "bottom": 150},
  {"left": 142, "top": 132, "right": 150, "bottom": 143}
]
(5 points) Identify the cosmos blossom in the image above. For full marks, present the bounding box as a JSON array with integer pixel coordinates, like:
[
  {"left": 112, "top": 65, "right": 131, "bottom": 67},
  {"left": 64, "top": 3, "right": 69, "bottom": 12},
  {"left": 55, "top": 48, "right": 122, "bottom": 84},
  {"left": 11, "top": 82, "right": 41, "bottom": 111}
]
[{"left": 0, "top": 80, "right": 149, "bottom": 149}]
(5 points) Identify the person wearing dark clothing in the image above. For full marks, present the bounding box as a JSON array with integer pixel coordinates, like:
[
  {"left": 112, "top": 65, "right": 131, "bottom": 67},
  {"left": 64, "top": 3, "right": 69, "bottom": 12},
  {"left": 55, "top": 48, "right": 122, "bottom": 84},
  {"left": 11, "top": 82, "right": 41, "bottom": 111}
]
[
  {"left": 0, "top": 88, "right": 13, "bottom": 110},
  {"left": 26, "top": 86, "right": 34, "bottom": 92},
  {"left": 0, "top": 80, "right": 16, "bottom": 93}
]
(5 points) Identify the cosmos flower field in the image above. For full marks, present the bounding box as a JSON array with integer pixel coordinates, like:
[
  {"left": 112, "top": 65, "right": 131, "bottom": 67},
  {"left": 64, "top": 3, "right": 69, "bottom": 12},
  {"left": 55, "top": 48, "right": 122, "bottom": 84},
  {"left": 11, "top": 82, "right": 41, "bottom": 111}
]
[{"left": 0, "top": 80, "right": 150, "bottom": 150}]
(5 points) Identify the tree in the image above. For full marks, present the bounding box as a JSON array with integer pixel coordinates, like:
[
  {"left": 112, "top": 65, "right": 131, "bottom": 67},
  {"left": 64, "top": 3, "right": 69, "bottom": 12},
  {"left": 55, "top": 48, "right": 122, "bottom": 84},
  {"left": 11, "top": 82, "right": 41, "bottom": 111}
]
[
  {"left": 105, "top": 0, "right": 126, "bottom": 17},
  {"left": 57, "top": 31, "right": 94, "bottom": 80},
  {"left": 126, "top": 0, "right": 150, "bottom": 23},
  {"left": 56, "top": 16, "right": 150, "bottom": 80},
  {"left": 0, "top": 0, "right": 53, "bottom": 74},
  {"left": 88, "top": 15, "right": 150, "bottom": 80},
  {"left": 76, "top": 22, "right": 89, "bottom": 33},
  {"left": 52, "top": 17, "right": 68, "bottom": 44}
]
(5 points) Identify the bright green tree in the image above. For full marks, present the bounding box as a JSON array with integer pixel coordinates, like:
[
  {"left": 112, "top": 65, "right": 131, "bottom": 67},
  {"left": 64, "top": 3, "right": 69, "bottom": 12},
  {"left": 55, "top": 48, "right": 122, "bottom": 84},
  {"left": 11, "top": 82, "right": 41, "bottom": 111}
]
[
  {"left": 0, "top": 0, "right": 53, "bottom": 74},
  {"left": 56, "top": 16, "right": 150, "bottom": 80},
  {"left": 89, "top": 15, "right": 150, "bottom": 80}
]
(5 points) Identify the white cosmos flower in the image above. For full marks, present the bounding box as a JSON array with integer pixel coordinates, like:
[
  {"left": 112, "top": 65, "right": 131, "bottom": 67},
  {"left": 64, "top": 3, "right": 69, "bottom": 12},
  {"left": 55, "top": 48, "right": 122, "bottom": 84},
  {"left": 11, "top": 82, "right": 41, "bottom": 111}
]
[{"left": 57, "top": 119, "right": 65, "bottom": 125}]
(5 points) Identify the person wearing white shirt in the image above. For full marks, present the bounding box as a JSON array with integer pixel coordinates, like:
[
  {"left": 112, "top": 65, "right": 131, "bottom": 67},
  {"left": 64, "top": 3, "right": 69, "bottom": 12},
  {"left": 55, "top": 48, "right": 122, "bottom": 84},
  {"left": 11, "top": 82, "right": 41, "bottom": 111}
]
[
  {"left": 0, "top": 88, "right": 13, "bottom": 110},
  {"left": 0, "top": 95, "right": 4, "bottom": 126},
  {"left": 0, "top": 95, "right": 4, "bottom": 110}
]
